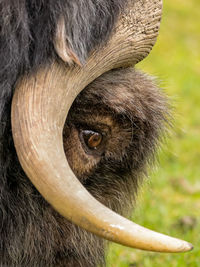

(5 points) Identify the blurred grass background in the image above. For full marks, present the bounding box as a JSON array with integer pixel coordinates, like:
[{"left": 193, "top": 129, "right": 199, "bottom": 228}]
[{"left": 106, "top": 0, "right": 200, "bottom": 266}]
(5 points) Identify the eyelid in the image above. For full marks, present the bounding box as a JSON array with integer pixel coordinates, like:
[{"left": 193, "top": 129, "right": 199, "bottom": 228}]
[{"left": 75, "top": 121, "right": 110, "bottom": 135}]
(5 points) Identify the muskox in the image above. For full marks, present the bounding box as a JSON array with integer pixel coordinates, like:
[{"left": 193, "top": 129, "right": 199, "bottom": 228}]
[{"left": 0, "top": 0, "right": 192, "bottom": 266}]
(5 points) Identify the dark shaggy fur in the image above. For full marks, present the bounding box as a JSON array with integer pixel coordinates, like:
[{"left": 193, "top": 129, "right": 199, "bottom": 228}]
[{"left": 0, "top": 67, "right": 168, "bottom": 266}]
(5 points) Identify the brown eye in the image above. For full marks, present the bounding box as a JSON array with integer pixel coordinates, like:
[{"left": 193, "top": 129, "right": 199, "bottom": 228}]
[{"left": 82, "top": 130, "right": 103, "bottom": 150}]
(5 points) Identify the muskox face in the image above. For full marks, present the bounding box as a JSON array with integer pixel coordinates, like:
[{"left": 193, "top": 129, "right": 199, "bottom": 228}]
[{"left": 9, "top": 0, "right": 192, "bottom": 263}]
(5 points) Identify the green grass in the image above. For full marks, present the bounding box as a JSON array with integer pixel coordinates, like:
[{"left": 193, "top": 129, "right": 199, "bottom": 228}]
[{"left": 106, "top": 0, "right": 200, "bottom": 266}]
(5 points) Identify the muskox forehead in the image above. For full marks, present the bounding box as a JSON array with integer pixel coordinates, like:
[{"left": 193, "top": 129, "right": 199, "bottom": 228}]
[{"left": 71, "top": 68, "right": 167, "bottom": 123}]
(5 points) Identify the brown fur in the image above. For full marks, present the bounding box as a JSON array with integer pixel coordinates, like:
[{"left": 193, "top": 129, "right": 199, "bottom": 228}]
[{"left": 1, "top": 68, "right": 168, "bottom": 266}]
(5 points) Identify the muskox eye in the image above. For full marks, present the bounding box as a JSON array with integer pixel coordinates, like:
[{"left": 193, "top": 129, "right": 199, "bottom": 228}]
[{"left": 82, "top": 130, "right": 103, "bottom": 150}]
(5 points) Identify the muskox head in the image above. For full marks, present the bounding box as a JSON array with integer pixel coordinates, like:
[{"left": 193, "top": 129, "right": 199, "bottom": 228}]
[{"left": 10, "top": 0, "right": 192, "bottom": 254}]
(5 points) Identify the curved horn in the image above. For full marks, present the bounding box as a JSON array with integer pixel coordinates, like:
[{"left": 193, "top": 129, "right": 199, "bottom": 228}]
[{"left": 11, "top": 0, "right": 193, "bottom": 252}]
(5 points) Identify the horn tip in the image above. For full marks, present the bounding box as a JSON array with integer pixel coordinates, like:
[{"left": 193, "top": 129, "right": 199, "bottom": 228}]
[{"left": 182, "top": 242, "right": 194, "bottom": 252}]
